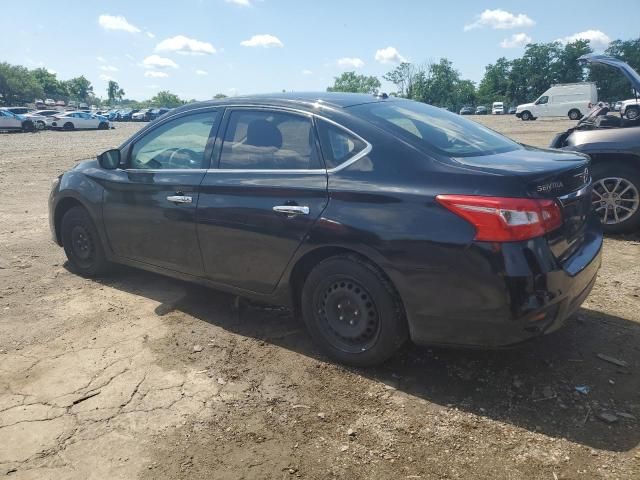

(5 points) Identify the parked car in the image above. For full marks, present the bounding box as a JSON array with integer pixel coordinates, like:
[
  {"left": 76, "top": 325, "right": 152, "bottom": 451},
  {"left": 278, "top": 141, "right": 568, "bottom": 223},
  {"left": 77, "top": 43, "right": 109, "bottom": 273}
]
[
  {"left": 44, "top": 99, "right": 56, "bottom": 106},
  {"left": 35, "top": 99, "right": 45, "bottom": 109},
  {"left": 517, "top": 83, "right": 597, "bottom": 121},
  {"left": 149, "top": 107, "right": 171, "bottom": 121},
  {"left": 49, "top": 93, "right": 602, "bottom": 366},
  {"left": 508, "top": 106, "right": 517, "bottom": 115},
  {"left": 550, "top": 54, "right": 640, "bottom": 233},
  {"left": 30, "top": 109, "right": 64, "bottom": 128},
  {"left": 491, "top": 101, "right": 504, "bottom": 115},
  {"left": 619, "top": 98, "right": 640, "bottom": 120},
  {"left": 132, "top": 109, "right": 151, "bottom": 121},
  {"left": 459, "top": 106, "right": 474, "bottom": 115},
  {"left": 475, "top": 105, "right": 488, "bottom": 115},
  {"left": 56, "top": 100, "right": 66, "bottom": 107},
  {"left": 22, "top": 111, "right": 48, "bottom": 130},
  {"left": 0, "top": 109, "right": 35, "bottom": 132},
  {"left": 78, "top": 103, "right": 90, "bottom": 111},
  {"left": 51, "top": 111, "right": 112, "bottom": 130}
]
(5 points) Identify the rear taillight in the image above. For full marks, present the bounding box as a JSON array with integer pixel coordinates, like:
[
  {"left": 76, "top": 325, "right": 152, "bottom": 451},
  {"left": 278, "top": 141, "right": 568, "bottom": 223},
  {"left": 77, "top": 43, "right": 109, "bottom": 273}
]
[{"left": 436, "top": 195, "right": 563, "bottom": 242}]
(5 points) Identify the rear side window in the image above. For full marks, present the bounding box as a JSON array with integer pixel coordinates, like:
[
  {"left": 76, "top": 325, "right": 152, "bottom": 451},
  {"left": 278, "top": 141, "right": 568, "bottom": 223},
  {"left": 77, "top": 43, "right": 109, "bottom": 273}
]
[
  {"left": 317, "top": 120, "right": 367, "bottom": 169},
  {"left": 219, "top": 110, "right": 321, "bottom": 170},
  {"left": 351, "top": 101, "right": 520, "bottom": 157}
]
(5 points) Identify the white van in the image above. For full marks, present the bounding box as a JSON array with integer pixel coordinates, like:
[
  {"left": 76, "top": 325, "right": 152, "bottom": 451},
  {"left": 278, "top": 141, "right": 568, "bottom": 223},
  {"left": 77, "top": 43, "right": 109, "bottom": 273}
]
[
  {"left": 516, "top": 83, "right": 597, "bottom": 121},
  {"left": 491, "top": 102, "right": 504, "bottom": 114}
]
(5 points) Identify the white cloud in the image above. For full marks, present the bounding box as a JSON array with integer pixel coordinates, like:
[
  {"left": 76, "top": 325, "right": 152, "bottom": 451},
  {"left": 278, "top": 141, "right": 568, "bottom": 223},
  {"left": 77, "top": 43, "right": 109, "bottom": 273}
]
[
  {"left": 156, "top": 35, "right": 216, "bottom": 55},
  {"left": 125, "top": 54, "right": 136, "bottom": 62},
  {"left": 142, "top": 55, "right": 178, "bottom": 69},
  {"left": 98, "top": 14, "right": 140, "bottom": 33},
  {"left": 240, "top": 34, "right": 283, "bottom": 48},
  {"left": 226, "top": 0, "right": 252, "bottom": 5},
  {"left": 374, "top": 46, "right": 406, "bottom": 64},
  {"left": 195, "top": 69, "right": 208, "bottom": 76},
  {"left": 96, "top": 56, "right": 107, "bottom": 63},
  {"left": 100, "top": 65, "right": 119, "bottom": 72},
  {"left": 99, "top": 74, "right": 115, "bottom": 81},
  {"left": 47, "top": 68, "right": 57, "bottom": 75},
  {"left": 302, "top": 69, "right": 313, "bottom": 75},
  {"left": 500, "top": 33, "right": 532, "bottom": 48},
  {"left": 337, "top": 57, "right": 365, "bottom": 69},
  {"left": 146, "top": 31, "right": 155, "bottom": 39},
  {"left": 464, "top": 9, "right": 535, "bottom": 31},
  {"left": 557, "top": 30, "right": 611, "bottom": 49},
  {"left": 144, "top": 71, "right": 169, "bottom": 78}
]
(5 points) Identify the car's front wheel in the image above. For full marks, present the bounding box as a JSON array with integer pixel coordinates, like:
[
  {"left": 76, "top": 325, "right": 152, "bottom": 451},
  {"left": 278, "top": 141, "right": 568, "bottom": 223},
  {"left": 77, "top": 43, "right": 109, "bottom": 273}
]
[
  {"left": 301, "top": 255, "right": 408, "bottom": 367},
  {"left": 98, "top": 122, "right": 109, "bottom": 130},
  {"left": 520, "top": 110, "right": 532, "bottom": 121},
  {"left": 592, "top": 163, "right": 640, "bottom": 233},
  {"left": 61, "top": 206, "right": 110, "bottom": 276},
  {"left": 568, "top": 109, "right": 582, "bottom": 120},
  {"left": 624, "top": 106, "right": 640, "bottom": 121}
]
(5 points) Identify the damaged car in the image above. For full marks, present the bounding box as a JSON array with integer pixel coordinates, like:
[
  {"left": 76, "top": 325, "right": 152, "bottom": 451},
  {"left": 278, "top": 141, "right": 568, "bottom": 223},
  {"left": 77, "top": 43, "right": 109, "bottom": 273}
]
[{"left": 551, "top": 54, "right": 640, "bottom": 233}]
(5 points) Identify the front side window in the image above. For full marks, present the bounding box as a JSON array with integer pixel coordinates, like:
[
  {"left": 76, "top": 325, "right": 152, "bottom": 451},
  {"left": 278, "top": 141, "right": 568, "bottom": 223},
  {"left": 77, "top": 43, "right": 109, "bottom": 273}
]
[
  {"left": 536, "top": 96, "right": 549, "bottom": 105},
  {"left": 130, "top": 111, "right": 218, "bottom": 170},
  {"left": 351, "top": 100, "right": 520, "bottom": 157},
  {"left": 317, "top": 120, "right": 367, "bottom": 168},
  {"left": 219, "top": 110, "right": 321, "bottom": 170}
]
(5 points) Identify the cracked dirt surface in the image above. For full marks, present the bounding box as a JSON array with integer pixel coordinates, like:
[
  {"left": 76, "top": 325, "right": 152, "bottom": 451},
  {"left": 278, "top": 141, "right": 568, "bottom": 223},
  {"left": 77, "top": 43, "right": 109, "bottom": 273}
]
[{"left": 0, "top": 119, "right": 639, "bottom": 479}]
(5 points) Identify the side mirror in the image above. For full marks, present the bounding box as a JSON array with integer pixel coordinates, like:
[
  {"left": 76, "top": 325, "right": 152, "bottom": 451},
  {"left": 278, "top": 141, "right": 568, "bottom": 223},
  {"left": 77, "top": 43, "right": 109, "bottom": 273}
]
[{"left": 98, "top": 149, "right": 121, "bottom": 170}]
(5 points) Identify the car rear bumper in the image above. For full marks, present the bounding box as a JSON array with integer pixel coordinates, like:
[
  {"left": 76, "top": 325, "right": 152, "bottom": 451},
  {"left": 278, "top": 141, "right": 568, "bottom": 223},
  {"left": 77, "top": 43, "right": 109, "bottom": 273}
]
[{"left": 403, "top": 217, "right": 603, "bottom": 347}]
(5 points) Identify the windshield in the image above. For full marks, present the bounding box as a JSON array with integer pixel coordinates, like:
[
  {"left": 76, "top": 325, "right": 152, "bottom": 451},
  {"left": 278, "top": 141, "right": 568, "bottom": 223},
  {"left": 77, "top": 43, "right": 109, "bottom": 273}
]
[{"left": 351, "top": 100, "right": 520, "bottom": 157}]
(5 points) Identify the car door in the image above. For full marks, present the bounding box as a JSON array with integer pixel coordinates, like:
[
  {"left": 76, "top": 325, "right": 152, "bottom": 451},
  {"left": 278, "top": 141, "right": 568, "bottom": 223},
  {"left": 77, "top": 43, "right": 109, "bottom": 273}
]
[
  {"left": 0, "top": 110, "right": 18, "bottom": 129},
  {"left": 197, "top": 107, "right": 329, "bottom": 293},
  {"left": 534, "top": 95, "right": 549, "bottom": 117},
  {"left": 80, "top": 112, "right": 98, "bottom": 128},
  {"left": 99, "top": 108, "right": 221, "bottom": 275}
]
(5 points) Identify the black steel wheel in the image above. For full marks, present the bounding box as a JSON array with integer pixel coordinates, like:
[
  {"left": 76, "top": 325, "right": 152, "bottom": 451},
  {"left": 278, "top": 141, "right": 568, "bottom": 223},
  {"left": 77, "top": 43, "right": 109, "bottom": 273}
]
[
  {"left": 301, "top": 255, "right": 408, "bottom": 367},
  {"left": 61, "top": 206, "right": 110, "bottom": 275}
]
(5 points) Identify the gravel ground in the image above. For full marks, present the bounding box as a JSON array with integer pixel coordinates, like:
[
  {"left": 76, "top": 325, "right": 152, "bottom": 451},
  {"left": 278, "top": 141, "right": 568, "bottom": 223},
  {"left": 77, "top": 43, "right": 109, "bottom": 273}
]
[{"left": 0, "top": 118, "right": 639, "bottom": 480}]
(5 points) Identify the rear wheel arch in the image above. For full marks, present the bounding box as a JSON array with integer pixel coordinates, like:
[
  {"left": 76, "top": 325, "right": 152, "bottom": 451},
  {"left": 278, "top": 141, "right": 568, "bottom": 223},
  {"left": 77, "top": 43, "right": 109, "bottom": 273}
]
[{"left": 289, "top": 246, "right": 405, "bottom": 316}]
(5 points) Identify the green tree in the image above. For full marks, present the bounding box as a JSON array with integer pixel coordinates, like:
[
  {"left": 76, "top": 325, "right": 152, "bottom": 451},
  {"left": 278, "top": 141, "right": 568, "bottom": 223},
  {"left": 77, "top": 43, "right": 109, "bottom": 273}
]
[
  {"left": 327, "top": 71, "right": 381, "bottom": 94},
  {"left": 31, "top": 68, "right": 67, "bottom": 99},
  {"left": 150, "top": 90, "right": 184, "bottom": 108},
  {"left": 477, "top": 57, "right": 511, "bottom": 106},
  {"left": 64, "top": 76, "right": 93, "bottom": 102},
  {"left": 556, "top": 40, "right": 592, "bottom": 84},
  {"left": 213, "top": 93, "right": 228, "bottom": 99},
  {"left": 107, "top": 80, "right": 125, "bottom": 104},
  {"left": 0, "top": 63, "right": 43, "bottom": 105},
  {"left": 383, "top": 62, "right": 417, "bottom": 97}
]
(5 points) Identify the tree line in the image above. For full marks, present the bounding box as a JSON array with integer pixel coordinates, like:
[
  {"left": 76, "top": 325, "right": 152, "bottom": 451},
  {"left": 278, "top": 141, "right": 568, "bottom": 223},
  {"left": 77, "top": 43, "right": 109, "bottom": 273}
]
[{"left": 327, "top": 37, "right": 640, "bottom": 112}]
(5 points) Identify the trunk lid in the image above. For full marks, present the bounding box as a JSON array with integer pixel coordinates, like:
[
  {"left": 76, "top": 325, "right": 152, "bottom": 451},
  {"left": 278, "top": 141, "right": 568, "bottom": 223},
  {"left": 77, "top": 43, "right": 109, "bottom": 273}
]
[{"left": 452, "top": 147, "right": 592, "bottom": 261}]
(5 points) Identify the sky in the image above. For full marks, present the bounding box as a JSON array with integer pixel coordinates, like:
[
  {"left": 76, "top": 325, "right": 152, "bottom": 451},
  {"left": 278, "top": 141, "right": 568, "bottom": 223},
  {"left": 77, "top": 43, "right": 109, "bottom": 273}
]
[{"left": 4, "top": 0, "right": 639, "bottom": 101}]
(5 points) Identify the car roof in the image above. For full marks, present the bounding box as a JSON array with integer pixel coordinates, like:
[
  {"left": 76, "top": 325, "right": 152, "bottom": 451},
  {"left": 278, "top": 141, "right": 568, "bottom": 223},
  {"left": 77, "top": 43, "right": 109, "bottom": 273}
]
[{"left": 171, "top": 92, "right": 391, "bottom": 115}]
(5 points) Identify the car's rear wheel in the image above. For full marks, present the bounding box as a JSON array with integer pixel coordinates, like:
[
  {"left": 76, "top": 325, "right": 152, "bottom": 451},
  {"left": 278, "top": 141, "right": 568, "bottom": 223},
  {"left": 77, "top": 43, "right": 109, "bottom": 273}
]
[
  {"left": 63, "top": 122, "right": 74, "bottom": 131},
  {"left": 301, "top": 255, "right": 408, "bottom": 367},
  {"left": 21, "top": 120, "right": 35, "bottom": 132},
  {"left": 98, "top": 122, "right": 108, "bottom": 130},
  {"left": 591, "top": 163, "right": 640, "bottom": 233},
  {"left": 521, "top": 111, "right": 532, "bottom": 121},
  {"left": 625, "top": 106, "right": 640, "bottom": 120},
  {"left": 568, "top": 109, "right": 582, "bottom": 120},
  {"left": 61, "top": 206, "right": 110, "bottom": 276}
]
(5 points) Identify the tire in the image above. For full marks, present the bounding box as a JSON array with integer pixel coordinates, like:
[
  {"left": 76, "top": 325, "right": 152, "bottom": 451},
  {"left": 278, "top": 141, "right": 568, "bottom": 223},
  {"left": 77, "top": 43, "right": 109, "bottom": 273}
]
[
  {"left": 591, "top": 162, "right": 640, "bottom": 234},
  {"left": 625, "top": 106, "right": 639, "bottom": 121},
  {"left": 300, "top": 255, "right": 408, "bottom": 367},
  {"left": 568, "top": 109, "right": 582, "bottom": 120},
  {"left": 35, "top": 121, "right": 45, "bottom": 130},
  {"left": 521, "top": 111, "right": 532, "bottom": 121},
  {"left": 61, "top": 206, "right": 110, "bottom": 276},
  {"left": 63, "top": 122, "right": 74, "bottom": 131},
  {"left": 98, "top": 122, "right": 108, "bottom": 130},
  {"left": 21, "top": 120, "right": 35, "bottom": 132}
]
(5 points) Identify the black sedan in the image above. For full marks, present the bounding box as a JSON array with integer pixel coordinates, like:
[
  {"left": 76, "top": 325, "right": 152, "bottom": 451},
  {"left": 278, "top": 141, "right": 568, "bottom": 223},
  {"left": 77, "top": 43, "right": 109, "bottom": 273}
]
[
  {"left": 49, "top": 93, "right": 602, "bottom": 366},
  {"left": 459, "top": 106, "right": 474, "bottom": 115}
]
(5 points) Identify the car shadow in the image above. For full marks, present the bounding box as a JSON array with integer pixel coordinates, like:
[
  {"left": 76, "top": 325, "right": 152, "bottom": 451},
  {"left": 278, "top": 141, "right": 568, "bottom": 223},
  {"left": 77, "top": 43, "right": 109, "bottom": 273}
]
[{"left": 85, "top": 264, "right": 639, "bottom": 452}]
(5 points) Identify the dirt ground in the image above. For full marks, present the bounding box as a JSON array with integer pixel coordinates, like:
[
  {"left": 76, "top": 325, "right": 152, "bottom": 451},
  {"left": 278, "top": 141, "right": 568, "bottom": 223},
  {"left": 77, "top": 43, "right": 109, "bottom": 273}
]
[{"left": 0, "top": 116, "right": 639, "bottom": 480}]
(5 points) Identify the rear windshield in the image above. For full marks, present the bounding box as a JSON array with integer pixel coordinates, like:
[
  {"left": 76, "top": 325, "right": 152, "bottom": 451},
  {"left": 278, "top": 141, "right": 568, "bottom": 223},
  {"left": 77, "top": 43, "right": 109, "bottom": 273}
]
[{"left": 351, "top": 100, "right": 521, "bottom": 157}]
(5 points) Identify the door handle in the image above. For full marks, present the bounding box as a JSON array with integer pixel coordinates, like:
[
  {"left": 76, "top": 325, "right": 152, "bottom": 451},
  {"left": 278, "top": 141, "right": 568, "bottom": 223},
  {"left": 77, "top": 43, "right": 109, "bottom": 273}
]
[
  {"left": 273, "top": 205, "right": 310, "bottom": 216},
  {"left": 167, "top": 195, "right": 192, "bottom": 204}
]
